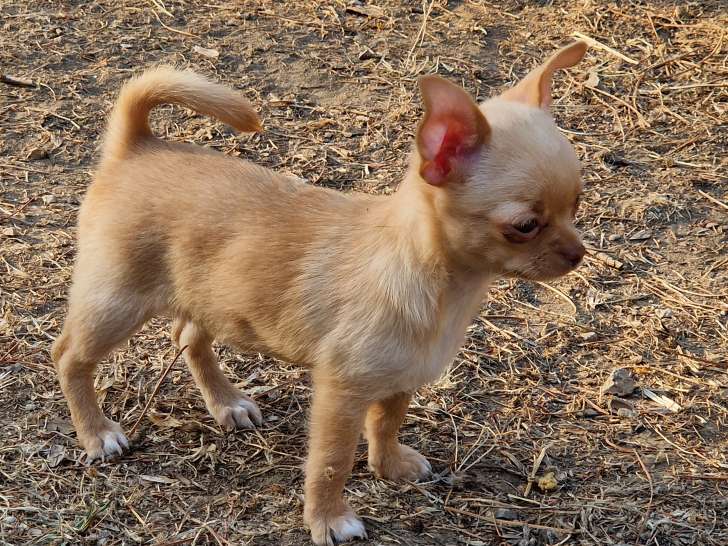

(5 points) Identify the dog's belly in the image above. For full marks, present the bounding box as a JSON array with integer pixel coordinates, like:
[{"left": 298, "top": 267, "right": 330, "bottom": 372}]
[{"left": 194, "top": 271, "right": 489, "bottom": 399}]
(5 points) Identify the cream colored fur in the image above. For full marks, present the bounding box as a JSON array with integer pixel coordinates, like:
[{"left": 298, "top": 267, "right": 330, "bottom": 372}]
[{"left": 53, "top": 42, "right": 588, "bottom": 545}]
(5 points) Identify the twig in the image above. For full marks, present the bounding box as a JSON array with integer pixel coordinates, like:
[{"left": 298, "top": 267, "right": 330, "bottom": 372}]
[
  {"left": 633, "top": 450, "right": 654, "bottom": 545},
  {"left": 405, "top": 0, "right": 434, "bottom": 69},
  {"left": 129, "top": 345, "right": 187, "bottom": 435},
  {"left": 444, "top": 506, "right": 579, "bottom": 534},
  {"left": 149, "top": 0, "right": 173, "bottom": 17},
  {"left": 26, "top": 108, "right": 81, "bottom": 130},
  {"left": 0, "top": 195, "right": 37, "bottom": 221},
  {"left": 523, "top": 443, "right": 550, "bottom": 497},
  {"left": 361, "top": 517, "right": 414, "bottom": 546},
  {"left": 586, "top": 85, "right": 649, "bottom": 127},
  {"left": 0, "top": 162, "right": 50, "bottom": 174},
  {"left": 697, "top": 189, "right": 728, "bottom": 211},
  {"left": 150, "top": 9, "right": 198, "bottom": 38},
  {"left": 536, "top": 282, "right": 578, "bottom": 315},
  {"left": 1, "top": 74, "right": 36, "bottom": 87}
]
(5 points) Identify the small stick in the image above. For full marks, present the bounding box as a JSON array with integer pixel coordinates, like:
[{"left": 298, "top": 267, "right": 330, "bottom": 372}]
[
  {"left": 129, "top": 345, "right": 187, "bottom": 435},
  {"left": 697, "top": 189, "right": 728, "bottom": 211},
  {"left": 149, "top": 0, "right": 173, "bottom": 17},
  {"left": 26, "top": 107, "right": 81, "bottom": 130},
  {"left": 405, "top": 0, "right": 434, "bottom": 69},
  {"left": 572, "top": 31, "right": 639, "bottom": 65},
  {"left": 536, "top": 282, "right": 578, "bottom": 315},
  {"left": 678, "top": 474, "right": 728, "bottom": 481},
  {"left": 1, "top": 74, "right": 36, "bottom": 87},
  {"left": 587, "top": 85, "right": 649, "bottom": 127},
  {"left": 444, "top": 506, "right": 579, "bottom": 534},
  {"left": 523, "top": 443, "right": 549, "bottom": 497},
  {"left": 0, "top": 195, "right": 37, "bottom": 221},
  {"left": 150, "top": 9, "right": 198, "bottom": 38},
  {"left": 633, "top": 450, "right": 654, "bottom": 543}
]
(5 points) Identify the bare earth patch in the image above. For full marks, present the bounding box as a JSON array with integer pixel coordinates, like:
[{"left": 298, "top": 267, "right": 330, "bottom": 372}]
[{"left": 1, "top": 1, "right": 726, "bottom": 545}]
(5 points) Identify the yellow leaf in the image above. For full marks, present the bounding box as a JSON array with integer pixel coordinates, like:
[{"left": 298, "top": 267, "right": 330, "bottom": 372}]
[{"left": 537, "top": 471, "right": 558, "bottom": 492}]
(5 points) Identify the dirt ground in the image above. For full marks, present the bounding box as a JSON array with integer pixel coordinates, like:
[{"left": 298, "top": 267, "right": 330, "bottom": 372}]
[{"left": 1, "top": 1, "right": 726, "bottom": 545}]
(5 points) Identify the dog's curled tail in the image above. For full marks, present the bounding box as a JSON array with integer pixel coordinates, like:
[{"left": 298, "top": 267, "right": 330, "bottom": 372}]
[{"left": 102, "top": 66, "right": 262, "bottom": 162}]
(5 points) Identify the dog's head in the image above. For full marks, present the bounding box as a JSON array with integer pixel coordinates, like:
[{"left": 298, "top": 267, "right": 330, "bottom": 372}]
[{"left": 414, "top": 42, "right": 587, "bottom": 281}]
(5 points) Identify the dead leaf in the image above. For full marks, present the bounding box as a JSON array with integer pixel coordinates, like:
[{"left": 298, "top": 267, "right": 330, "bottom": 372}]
[
  {"left": 643, "top": 388, "right": 682, "bottom": 413},
  {"left": 628, "top": 229, "right": 652, "bottom": 241},
  {"left": 46, "top": 444, "right": 66, "bottom": 468},
  {"left": 494, "top": 508, "right": 518, "bottom": 520},
  {"left": 96, "top": 375, "right": 115, "bottom": 393},
  {"left": 601, "top": 368, "right": 637, "bottom": 396},
  {"left": 609, "top": 397, "right": 637, "bottom": 417},
  {"left": 346, "top": 5, "right": 385, "bottom": 18},
  {"left": 27, "top": 147, "right": 49, "bottom": 161},
  {"left": 192, "top": 45, "right": 219, "bottom": 59},
  {"left": 148, "top": 412, "right": 185, "bottom": 429},
  {"left": 308, "top": 119, "right": 336, "bottom": 130},
  {"left": 594, "top": 252, "right": 624, "bottom": 270},
  {"left": 584, "top": 70, "right": 600, "bottom": 89},
  {"left": 45, "top": 419, "right": 75, "bottom": 435},
  {"left": 140, "top": 474, "right": 177, "bottom": 485}
]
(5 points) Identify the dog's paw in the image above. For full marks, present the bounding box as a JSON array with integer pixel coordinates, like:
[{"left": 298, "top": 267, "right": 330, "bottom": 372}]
[
  {"left": 212, "top": 396, "right": 263, "bottom": 431},
  {"left": 369, "top": 444, "right": 431, "bottom": 481},
  {"left": 81, "top": 420, "right": 129, "bottom": 462},
  {"left": 307, "top": 509, "right": 367, "bottom": 546}
]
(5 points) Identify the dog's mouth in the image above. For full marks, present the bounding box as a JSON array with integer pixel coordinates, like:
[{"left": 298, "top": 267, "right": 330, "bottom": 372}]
[{"left": 508, "top": 261, "right": 580, "bottom": 282}]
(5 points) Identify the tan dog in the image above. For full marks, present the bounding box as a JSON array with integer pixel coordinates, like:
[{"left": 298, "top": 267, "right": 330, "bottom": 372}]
[{"left": 52, "top": 41, "right": 588, "bottom": 545}]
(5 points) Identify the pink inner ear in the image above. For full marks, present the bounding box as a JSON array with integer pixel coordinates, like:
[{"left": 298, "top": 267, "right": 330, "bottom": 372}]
[
  {"left": 420, "top": 116, "right": 483, "bottom": 185},
  {"left": 433, "top": 126, "right": 463, "bottom": 177}
]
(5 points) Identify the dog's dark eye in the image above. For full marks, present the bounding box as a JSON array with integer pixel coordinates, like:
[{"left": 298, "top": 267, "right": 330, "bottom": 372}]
[{"left": 514, "top": 219, "right": 539, "bottom": 234}]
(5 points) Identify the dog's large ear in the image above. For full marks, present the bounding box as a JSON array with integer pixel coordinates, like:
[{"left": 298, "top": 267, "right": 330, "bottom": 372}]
[
  {"left": 416, "top": 75, "right": 490, "bottom": 186},
  {"left": 501, "top": 41, "right": 587, "bottom": 109}
]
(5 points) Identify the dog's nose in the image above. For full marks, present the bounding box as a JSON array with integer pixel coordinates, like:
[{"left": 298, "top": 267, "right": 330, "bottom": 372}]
[{"left": 561, "top": 243, "right": 585, "bottom": 267}]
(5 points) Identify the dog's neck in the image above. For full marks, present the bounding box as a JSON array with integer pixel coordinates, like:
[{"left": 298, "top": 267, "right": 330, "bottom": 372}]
[
  {"left": 351, "top": 169, "right": 493, "bottom": 337},
  {"left": 384, "top": 167, "right": 493, "bottom": 276}
]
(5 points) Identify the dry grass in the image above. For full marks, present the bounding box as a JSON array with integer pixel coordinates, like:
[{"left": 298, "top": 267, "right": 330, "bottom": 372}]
[{"left": 1, "top": 1, "right": 727, "bottom": 545}]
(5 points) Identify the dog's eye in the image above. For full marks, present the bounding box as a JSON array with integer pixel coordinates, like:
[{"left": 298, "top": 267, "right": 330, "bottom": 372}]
[{"left": 513, "top": 219, "right": 539, "bottom": 234}]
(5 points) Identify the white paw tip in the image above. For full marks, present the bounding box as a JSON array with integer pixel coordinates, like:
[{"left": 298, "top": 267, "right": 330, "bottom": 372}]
[
  {"left": 422, "top": 458, "right": 433, "bottom": 472},
  {"left": 236, "top": 399, "right": 263, "bottom": 426},
  {"left": 101, "top": 431, "right": 128, "bottom": 456},
  {"left": 86, "top": 429, "right": 129, "bottom": 462},
  {"left": 331, "top": 514, "right": 367, "bottom": 542},
  {"left": 221, "top": 398, "right": 263, "bottom": 429}
]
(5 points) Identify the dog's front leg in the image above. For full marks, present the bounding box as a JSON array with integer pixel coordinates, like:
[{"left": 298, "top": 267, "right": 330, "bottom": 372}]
[{"left": 304, "top": 376, "right": 368, "bottom": 545}]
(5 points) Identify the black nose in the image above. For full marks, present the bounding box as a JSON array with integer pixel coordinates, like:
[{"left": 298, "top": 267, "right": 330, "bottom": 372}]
[{"left": 561, "top": 244, "right": 585, "bottom": 267}]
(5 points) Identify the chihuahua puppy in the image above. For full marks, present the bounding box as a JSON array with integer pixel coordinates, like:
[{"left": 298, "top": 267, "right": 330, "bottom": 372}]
[{"left": 52, "top": 42, "right": 588, "bottom": 545}]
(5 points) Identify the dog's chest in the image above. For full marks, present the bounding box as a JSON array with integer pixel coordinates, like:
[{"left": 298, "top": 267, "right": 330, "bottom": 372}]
[{"left": 389, "top": 277, "right": 489, "bottom": 392}]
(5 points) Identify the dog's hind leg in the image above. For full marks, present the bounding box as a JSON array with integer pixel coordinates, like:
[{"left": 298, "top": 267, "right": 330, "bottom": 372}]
[
  {"left": 365, "top": 392, "right": 431, "bottom": 481},
  {"left": 172, "top": 318, "right": 262, "bottom": 430},
  {"left": 53, "top": 285, "right": 150, "bottom": 461}
]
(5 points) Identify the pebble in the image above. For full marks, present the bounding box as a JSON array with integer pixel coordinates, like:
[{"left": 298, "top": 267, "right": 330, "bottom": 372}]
[{"left": 495, "top": 508, "right": 518, "bottom": 520}]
